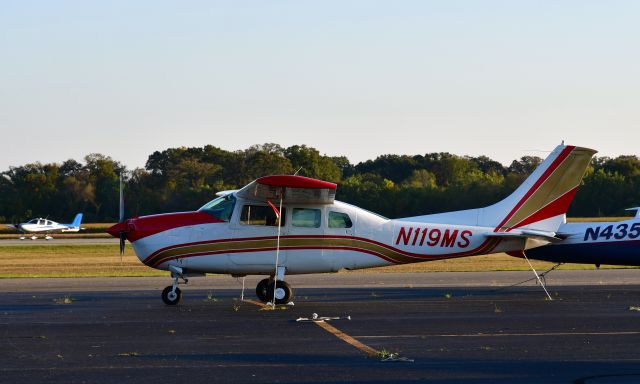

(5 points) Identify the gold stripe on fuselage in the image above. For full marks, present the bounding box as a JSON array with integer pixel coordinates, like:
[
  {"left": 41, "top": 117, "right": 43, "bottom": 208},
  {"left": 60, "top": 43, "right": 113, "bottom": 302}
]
[{"left": 145, "top": 235, "right": 499, "bottom": 268}]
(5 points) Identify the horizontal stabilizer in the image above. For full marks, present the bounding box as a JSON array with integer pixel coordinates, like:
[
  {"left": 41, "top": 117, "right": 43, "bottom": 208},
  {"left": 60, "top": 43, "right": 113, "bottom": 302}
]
[{"left": 484, "top": 229, "right": 563, "bottom": 243}]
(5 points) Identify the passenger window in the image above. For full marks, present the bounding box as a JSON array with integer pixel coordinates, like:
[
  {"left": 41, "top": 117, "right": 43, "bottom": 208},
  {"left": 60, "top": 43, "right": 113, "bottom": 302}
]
[
  {"left": 292, "top": 208, "right": 321, "bottom": 228},
  {"left": 240, "top": 205, "right": 286, "bottom": 226},
  {"left": 328, "top": 211, "right": 352, "bottom": 228}
]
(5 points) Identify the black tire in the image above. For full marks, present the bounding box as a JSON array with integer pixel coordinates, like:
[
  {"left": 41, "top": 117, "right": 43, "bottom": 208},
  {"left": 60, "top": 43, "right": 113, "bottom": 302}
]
[
  {"left": 266, "top": 280, "right": 293, "bottom": 305},
  {"left": 256, "top": 278, "right": 270, "bottom": 302},
  {"left": 162, "top": 286, "right": 182, "bottom": 305}
]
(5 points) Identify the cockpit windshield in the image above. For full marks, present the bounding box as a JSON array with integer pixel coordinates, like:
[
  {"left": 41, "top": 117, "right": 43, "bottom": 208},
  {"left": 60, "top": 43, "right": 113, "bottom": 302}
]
[{"left": 199, "top": 194, "right": 236, "bottom": 222}]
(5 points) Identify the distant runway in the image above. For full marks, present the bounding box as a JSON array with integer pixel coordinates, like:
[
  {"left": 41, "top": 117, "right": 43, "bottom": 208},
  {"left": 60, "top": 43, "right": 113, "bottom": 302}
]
[{"left": 2, "top": 271, "right": 640, "bottom": 383}]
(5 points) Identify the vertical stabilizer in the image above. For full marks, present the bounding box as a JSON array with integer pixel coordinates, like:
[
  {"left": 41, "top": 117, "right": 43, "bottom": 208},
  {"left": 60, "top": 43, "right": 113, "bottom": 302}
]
[
  {"left": 70, "top": 213, "right": 83, "bottom": 227},
  {"left": 487, "top": 145, "right": 596, "bottom": 233},
  {"left": 398, "top": 144, "right": 596, "bottom": 234}
]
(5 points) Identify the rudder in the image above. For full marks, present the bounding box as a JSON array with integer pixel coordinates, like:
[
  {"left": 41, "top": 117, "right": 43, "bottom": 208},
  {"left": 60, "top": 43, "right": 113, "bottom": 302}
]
[{"left": 487, "top": 145, "right": 596, "bottom": 233}]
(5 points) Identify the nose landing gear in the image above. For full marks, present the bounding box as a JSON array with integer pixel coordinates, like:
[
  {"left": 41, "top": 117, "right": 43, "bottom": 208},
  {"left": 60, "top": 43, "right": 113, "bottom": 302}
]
[{"left": 162, "top": 266, "right": 189, "bottom": 305}]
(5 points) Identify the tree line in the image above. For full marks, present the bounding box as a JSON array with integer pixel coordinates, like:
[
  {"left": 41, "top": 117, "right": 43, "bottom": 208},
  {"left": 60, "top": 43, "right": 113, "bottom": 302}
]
[{"left": 1, "top": 144, "right": 638, "bottom": 223}]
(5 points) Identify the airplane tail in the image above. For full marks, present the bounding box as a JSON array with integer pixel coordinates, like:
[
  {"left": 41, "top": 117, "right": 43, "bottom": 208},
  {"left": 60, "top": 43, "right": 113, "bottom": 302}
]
[
  {"left": 70, "top": 213, "right": 83, "bottom": 228},
  {"left": 487, "top": 145, "right": 596, "bottom": 233},
  {"left": 399, "top": 144, "right": 596, "bottom": 234}
]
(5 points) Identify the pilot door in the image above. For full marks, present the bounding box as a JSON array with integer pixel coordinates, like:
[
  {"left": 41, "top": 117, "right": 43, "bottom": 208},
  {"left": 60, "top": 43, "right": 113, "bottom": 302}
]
[{"left": 228, "top": 202, "right": 288, "bottom": 273}]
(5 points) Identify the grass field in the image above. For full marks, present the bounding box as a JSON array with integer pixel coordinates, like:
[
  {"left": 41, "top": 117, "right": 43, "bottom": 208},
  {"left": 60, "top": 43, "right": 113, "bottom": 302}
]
[
  {"left": 0, "top": 245, "right": 166, "bottom": 278},
  {"left": 0, "top": 243, "right": 632, "bottom": 278}
]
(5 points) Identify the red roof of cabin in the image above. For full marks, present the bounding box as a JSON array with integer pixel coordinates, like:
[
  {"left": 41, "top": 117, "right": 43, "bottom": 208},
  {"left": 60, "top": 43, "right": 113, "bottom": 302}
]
[{"left": 256, "top": 175, "right": 336, "bottom": 190}]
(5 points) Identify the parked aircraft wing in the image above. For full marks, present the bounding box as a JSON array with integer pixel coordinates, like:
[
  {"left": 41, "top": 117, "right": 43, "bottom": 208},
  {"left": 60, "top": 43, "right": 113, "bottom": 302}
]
[
  {"left": 236, "top": 175, "right": 337, "bottom": 204},
  {"left": 626, "top": 207, "right": 640, "bottom": 219}
]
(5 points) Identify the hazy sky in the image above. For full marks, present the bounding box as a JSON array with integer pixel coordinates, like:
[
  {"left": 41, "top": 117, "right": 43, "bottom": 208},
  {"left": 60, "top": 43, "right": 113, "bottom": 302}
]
[{"left": 1, "top": 1, "right": 639, "bottom": 171}]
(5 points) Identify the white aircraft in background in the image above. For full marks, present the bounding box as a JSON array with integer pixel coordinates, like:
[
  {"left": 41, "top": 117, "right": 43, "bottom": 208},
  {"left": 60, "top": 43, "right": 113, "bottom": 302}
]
[
  {"left": 8, "top": 213, "right": 84, "bottom": 240},
  {"left": 108, "top": 144, "right": 596, "bottom": 306}
]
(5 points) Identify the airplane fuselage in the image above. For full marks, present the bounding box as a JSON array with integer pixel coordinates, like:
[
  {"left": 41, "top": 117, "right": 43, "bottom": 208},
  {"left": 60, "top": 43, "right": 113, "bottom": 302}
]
[
  {"left": 17, "top": 222, "right": 80, "bottom": 234},
  {"left": 126, "top": 199, "right": 538, "bottom": 276},
  {"left": 524, "top": 219, "right": 640, "bottom": 266}
]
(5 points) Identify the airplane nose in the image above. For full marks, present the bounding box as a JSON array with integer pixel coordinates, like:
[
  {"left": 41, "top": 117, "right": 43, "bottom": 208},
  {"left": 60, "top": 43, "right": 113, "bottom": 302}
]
[{"left": 106, "top": 221, "right": 127, "bottom": 238}]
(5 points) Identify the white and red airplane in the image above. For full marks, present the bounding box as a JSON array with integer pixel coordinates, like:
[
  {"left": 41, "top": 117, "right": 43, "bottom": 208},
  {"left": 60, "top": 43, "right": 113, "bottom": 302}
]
[
  {"left": 108, "top": 144, "right": 596, "bottom": 305},
  {"left": 8, "top": 213, "right": 84, "bottom": 240}
]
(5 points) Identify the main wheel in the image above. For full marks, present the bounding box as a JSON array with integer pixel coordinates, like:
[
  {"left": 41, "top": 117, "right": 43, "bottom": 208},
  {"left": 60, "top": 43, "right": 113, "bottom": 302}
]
[
  {"left": 256, "top": 278, "right": 270, "bottom": 302},
  {"left": 162, "top": 286, "right": 182, "bottom": 305},
  {"left": 266, "top": 280, "right": 293, "bottom": 305}
]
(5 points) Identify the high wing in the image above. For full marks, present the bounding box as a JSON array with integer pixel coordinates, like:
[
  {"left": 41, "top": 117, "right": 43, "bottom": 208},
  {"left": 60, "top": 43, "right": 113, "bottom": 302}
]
[{"left": 235, "top": 175, "right": 337, "bottom": 204}]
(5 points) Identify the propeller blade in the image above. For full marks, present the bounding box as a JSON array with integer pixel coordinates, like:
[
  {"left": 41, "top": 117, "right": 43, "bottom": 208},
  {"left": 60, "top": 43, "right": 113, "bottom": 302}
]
[
  {"left": 119, "top": 230, "right": 126, "bottom": 266},
  {"left": 119, "top": 231, "right": 125, "bottom": 254}
]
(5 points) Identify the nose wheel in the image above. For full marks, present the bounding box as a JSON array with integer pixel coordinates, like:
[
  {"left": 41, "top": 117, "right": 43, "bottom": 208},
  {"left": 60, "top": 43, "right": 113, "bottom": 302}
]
[
  {"left": 162, "top": 273, "right": 187, "bottom": 305},
  {"left": 162, "top": 286, "right": 182, "bottom": 305}
]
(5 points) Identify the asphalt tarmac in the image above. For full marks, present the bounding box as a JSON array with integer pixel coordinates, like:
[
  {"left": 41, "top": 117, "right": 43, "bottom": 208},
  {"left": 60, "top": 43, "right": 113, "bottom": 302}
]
[{"left": 2, "top": 271, "right": 640, "bottom": 383}]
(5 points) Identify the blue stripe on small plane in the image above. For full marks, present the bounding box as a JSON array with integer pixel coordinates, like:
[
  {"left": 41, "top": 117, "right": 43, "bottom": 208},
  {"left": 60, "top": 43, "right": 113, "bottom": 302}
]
[{"left": 525, "top": 240, "right": 640, "bottom": 266}]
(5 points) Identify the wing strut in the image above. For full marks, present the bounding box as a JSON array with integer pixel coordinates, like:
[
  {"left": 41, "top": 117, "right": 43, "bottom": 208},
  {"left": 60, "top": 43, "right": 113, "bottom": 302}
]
[{"left": 271, "top": 193, "right": 284, "bottom": 309}]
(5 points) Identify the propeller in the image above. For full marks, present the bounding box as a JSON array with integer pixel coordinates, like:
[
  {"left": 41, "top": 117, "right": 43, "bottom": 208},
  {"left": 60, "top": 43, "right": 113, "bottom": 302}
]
[{"left": 118, "top": 172, "right": 126, "bottom": 259}]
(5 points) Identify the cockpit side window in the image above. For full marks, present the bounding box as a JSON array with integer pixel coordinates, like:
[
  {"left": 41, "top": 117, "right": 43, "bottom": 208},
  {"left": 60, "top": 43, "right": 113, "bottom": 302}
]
[
  {"left": 198, "top": 194, "right": 236, "bottom": 222},
  {"left": 240, "top": 205, "right": 286, "bottom": 226}
]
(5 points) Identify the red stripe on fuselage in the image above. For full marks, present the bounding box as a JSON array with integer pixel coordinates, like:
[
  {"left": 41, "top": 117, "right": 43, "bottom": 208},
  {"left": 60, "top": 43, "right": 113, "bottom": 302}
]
[
  {"left": 142, "top": 234, "right": 492, "bottom": 264},
  {"left": 141, "top": 234, "right": 497, "bottom": 268},
  {"left": 125, "top": 211, "right": 223, "bottom": 242}
]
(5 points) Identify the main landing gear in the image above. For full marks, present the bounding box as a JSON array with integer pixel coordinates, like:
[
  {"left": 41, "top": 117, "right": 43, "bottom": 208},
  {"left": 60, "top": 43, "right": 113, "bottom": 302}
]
[{"left": 255, "top": 277, "right": 294, "bottom": 305}]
